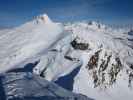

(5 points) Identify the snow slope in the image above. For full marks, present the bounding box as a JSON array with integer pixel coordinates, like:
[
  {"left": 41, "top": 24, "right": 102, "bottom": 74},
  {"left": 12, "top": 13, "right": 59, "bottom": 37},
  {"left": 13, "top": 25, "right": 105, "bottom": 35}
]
[
  {"left": 0, "top": 14, "right": 63, "bottom": 73},
  {"left": 34, "top": 21, "right": 133, "bottom": 100},
  {"left": 0, "top": 72, "right": 92, "bottom": 100}
]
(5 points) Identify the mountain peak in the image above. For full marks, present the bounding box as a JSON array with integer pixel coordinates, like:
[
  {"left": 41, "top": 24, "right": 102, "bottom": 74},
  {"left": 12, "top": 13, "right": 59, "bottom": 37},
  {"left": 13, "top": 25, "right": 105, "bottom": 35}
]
[{"left": 36, "top": 14, "right": 53, "bottom": 24}]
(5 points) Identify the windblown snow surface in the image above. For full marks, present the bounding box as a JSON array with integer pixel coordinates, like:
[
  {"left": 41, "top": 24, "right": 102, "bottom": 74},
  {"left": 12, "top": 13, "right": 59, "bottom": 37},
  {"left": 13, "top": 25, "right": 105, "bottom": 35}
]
[{"left": 0, "top": 14, "right": 133, "bottom": 100}]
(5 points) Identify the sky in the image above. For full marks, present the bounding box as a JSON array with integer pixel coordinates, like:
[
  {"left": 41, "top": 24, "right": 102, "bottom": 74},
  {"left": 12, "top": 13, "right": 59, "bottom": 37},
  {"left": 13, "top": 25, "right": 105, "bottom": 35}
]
[{"left": 0, "top": 0, "right": 133, "bottom": 27}]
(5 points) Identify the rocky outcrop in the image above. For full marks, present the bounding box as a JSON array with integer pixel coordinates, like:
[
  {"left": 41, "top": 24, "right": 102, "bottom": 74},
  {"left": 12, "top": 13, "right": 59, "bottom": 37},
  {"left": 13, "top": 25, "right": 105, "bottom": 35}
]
[
  {"left": 71, "top": 38, "right": 89, "bottom": 50},
  {"left": 86, "top": 50, "right": 123, "bottom": 88}
]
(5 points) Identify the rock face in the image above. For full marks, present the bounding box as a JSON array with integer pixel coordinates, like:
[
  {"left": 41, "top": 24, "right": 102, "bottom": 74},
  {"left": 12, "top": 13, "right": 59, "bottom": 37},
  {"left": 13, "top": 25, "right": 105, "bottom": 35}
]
[
  {"left": 86, "top": 50, "right": 123, "bottom": 88},
  {"left": 0, "top": 72, "right": 93, "bottom": 100},
  {"left": 71, "top": 38, "right": 89, "bottom": 50}
]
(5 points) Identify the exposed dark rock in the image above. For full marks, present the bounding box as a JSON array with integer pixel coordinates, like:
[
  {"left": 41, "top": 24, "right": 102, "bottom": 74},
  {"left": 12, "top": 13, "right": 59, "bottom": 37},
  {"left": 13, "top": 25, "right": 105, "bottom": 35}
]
[
  {"left": 92, "top": 71, "right": 99, "bottom": 88},
  {"left": 64, "top": 56, "right": 74, "bottom": 61},
  {"left": 109, "top": 58, "right": 122, "bottom": 85},
  {"left": 99, "top": 55, "right": 112, "bottom": 72},
  {"left": 85, "top": 50, "right": 103, "bottom": 87},
  {"left": 109, "top": 66, "right": 116, "bottom": 85},
  {"left": 86, "top": 50, "right": 101, "bottom": 70},
  {"left": 86, "top": 50, "right": 124, "bottom": 87},
  {"left": 128, "top": 72, "right": 133, "bottom": 88},
  {"left": 71, "top": 38, "right": 89, "bottom": 50},
  {"left": 101, "top": 73, "right": 105, "bottom": 84},
  {"left": 50, "top": 49, "right": 58, "bottom": 52},
  {"left": 114, "top": 37, "right": 124, "bottom": 40},
  {"left": 130, "top": 64, "right": 133, "bottom": 70},
  {"left": 40, "top": 67, "right": 47, "bottom": 78},
  {"left": 88, "top": 22, "right": 93, "bottom": 25},
  {"left": 128, "top": 29, "right": 133, "bottom": 36}
]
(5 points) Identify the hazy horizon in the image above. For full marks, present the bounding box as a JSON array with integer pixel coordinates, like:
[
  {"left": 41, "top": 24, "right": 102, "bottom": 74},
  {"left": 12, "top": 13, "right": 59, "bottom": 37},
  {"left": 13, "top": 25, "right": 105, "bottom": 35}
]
[{"left": 0, "top": 0, "right": 133, "bottom": 27}]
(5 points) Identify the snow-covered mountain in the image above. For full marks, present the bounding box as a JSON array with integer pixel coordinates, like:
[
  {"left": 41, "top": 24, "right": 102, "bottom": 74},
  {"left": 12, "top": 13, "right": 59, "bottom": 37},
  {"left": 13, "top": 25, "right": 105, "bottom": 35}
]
[
  {"left": 0, "top": 14, "right": 63, "bottom": 73},
  {"left": 64, "top": 22, "right": 133, "bottom": 100},
  {"left": 0, "top": 14, "right": 133, "bottom": 100}
]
